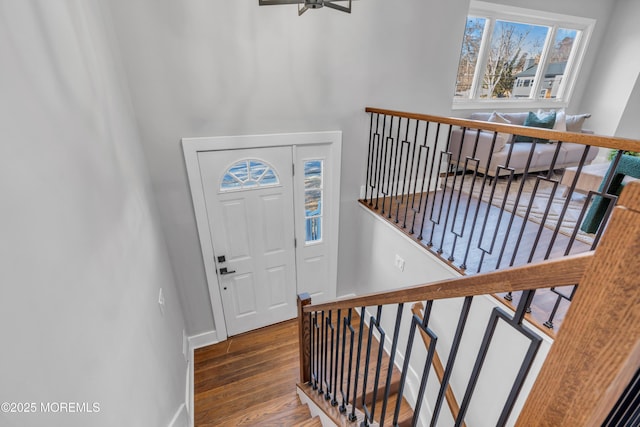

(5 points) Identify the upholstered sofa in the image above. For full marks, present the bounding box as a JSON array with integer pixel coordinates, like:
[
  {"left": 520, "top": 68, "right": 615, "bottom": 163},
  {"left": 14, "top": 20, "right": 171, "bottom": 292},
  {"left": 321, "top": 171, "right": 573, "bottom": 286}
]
[{"left": 449, "top": 111, "right": 599, "bottom": 177}]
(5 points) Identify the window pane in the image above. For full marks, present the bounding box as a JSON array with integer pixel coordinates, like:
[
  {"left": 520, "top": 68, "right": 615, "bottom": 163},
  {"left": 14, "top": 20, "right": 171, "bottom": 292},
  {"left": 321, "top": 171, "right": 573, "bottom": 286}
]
[
  {"left": 483, "top": 20, "right": 549, "bottom": 99},
  {"left": 305, "top": 190, "right": 322, "bottom": 217},
  {"left": 249, "top": 160, "right": 268, "bottom": 180},
  {"left": 303, "top": 159, "right": 323, "bottom": 243},
  {"left": 219, "top": 159, "right": 279, "bottom": 191},
  {"left": 454, "top": 16, "right": 486, "bottom": 98},
  {"left": 304, "top": 160, "right": 323, "bottom": 189},
  {"left": 305, "top": 217, "right": 322, "bottom": 242},
  {"left": 229, "top": 161, "right": 249, "bottom": 181},
  {"left": 221, "top": 173, "right": 242, "bottom": 190},
  {"left": 260, "top": 169, "right": 278, "bottom": 185},
  {"left": 536, "top": 28, "right": 578, "bottom": 99}
]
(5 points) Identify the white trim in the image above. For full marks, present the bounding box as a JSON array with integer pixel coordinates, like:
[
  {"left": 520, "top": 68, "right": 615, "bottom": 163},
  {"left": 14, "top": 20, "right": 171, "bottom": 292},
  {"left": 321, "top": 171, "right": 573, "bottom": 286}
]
[
  {"left": 182, "top": 131, "right": 342, "bottom": 343},
  {"left": 187, "top": 329, "right": 220, "bottom": 351},
  {"left": 168, "top": 403, "right": 188, "bottom": 427},
  {"left": 185, "top": 330, "right": 220, "bottom": 427}
]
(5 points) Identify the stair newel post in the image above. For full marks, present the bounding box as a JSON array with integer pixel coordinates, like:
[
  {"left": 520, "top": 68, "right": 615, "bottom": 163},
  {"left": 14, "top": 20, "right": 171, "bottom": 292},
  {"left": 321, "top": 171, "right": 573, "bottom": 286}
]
[{"left": 298, "top": 293, "right": 312, "bottom": 384}]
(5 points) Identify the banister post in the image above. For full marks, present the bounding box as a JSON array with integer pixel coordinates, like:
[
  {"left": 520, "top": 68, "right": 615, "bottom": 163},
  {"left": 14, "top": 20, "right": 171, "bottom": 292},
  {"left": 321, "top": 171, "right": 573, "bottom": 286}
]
[
  {"left": 297, "top": 293, "right": 312, "bottom": 384},
  {"left": 516, "top": 181, "right": 640, "bottom": 426}
]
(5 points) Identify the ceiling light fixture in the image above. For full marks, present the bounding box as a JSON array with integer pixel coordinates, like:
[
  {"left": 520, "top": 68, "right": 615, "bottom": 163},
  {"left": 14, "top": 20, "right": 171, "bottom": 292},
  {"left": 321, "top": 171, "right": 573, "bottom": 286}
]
[{"left": 259, "top": 0, "right": 352, "bottom": 16}]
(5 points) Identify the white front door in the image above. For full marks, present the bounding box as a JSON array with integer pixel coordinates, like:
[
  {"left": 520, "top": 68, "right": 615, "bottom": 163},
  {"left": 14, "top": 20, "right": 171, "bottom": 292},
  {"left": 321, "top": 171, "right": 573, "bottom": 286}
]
[{"left": 198, "top": 146, "right": 297, "bottom": 336}]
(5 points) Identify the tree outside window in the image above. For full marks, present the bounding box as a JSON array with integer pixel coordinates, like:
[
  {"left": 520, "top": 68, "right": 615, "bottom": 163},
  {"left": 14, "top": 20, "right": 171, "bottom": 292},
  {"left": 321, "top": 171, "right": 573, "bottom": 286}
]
[{"left": 453, "top": 2, "right": 594, "bottom": 107}]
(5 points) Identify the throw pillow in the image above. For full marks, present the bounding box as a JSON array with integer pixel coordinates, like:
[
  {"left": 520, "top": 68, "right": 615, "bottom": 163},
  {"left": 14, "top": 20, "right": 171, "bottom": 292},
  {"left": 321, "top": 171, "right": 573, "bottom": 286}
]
[
  {"left": 487, "top": 111, "right": 512, "bottom": 150},
  {"left": 514, "top": 111, "right": 556, "bottom": 143},
  {"left": 554, "top": 110, "right": 567, "bottom": 132},
  {"left": 566, "top": 113, "right": 591, "bottom": 132},
  {"left": 538, "top": 109, "right": 566, "bottom": 132}
]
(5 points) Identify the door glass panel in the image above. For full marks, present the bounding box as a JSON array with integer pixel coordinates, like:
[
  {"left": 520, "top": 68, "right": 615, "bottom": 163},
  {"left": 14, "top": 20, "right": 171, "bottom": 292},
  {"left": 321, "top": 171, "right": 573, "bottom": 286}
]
[
  {"left": 220, "top": 159, "right": 280, "bottom": 191},
  {"left": 304, "top": 160, "right": 323, "bottom": 243}
]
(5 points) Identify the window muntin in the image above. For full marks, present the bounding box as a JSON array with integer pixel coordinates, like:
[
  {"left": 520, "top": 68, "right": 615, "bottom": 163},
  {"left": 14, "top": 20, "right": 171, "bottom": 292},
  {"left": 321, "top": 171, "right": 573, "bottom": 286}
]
[
  {"left": 220, "top": 159, "right": 279, "bottom": 191},
  {"left": 453, "top": 1, "right": 593, "bottom": 108},
  {"left": 304, "top": 160, "right": 323, "bottom": 243}
]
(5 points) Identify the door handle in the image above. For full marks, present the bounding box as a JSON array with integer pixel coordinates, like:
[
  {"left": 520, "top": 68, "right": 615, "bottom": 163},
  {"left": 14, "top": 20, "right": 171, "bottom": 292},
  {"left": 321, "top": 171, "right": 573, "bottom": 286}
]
[{"left": 219, "top": 267, "right": 236, "bottom": 275}]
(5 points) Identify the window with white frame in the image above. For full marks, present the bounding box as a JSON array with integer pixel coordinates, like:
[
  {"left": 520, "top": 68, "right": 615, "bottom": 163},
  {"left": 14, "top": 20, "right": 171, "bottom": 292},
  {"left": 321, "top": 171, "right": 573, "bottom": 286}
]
[{"left": 453, "top": 1, "right": 594, "bottom": 108}]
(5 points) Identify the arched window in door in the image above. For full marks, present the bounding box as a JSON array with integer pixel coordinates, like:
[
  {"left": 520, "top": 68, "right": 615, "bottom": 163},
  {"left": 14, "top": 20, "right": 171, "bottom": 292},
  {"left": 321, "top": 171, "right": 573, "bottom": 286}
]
[{"left": 220, "top": 159, "right": 279, "bottom": 191}]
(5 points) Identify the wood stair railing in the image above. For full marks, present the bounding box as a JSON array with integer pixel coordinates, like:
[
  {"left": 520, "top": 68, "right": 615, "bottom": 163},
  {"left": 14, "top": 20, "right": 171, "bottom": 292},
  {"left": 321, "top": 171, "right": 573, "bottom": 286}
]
[{"left": 298, "top": 181, "right": 640, "bottom": 426}]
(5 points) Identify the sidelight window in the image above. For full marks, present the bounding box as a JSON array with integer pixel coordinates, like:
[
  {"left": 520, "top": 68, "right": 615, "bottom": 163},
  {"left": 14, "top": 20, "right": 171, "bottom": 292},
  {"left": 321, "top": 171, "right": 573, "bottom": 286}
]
[{"left": 304, "top": 160, "right": 323, "bottom": 243}]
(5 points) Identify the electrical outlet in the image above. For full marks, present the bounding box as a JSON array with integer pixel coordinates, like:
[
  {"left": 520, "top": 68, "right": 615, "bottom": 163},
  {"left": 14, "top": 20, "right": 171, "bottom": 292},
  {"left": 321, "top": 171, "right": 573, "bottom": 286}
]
[
  {"left": 394, "top": 254, "right": 405, "bottom": 272},
  {"left": 158, "top": 288, "right": 165, "bottom": 316}
]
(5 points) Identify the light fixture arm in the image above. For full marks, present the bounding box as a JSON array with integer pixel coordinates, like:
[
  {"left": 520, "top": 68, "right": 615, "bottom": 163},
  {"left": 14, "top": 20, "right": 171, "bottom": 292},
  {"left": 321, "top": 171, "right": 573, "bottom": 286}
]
[{"left": 258, "top": 0, "right": 352, "bottom": 15}]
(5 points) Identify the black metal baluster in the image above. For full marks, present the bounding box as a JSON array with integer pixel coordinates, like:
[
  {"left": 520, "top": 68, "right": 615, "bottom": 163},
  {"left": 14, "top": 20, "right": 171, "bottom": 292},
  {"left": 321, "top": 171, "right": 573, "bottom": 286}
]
[
  {"left": 350, "top": 307, "right": 366, "bottom": 422},
  {"left": 404, "top": 121, "right": 429, "bottom": 234},
  {"left": 365, "top": 112, "right": 376, "bottom": 204},
  {"left": 381, "top": 118, "right": 394, "bottom": 216},
  {"left": 312, "top": 312, "right": 319, "bottom": 390},
  {"left": 401, "top": 120, "right": 418, "bottom": 229},
  {"left": 543, "top": 285, "right": 577, "bottom": 329},
  {"left": 448, "top": 129, "right": 482, "bottom": 262},
  {"left": 325, "top": 311, "right": 334, "bottom": 400},
  {"left": 544, "top": 144, "right": 592, "bottom": 259},
  {"left": 378, "top": 304, "right": 404, "bottom": 427},
  {"left": 390, "top": 118, "right": 404, "bottom": 220},
  {"left": 429, "top": 296, "right": 473, "bottom": 426},
  {"left": 340, "top": 309, "right": 355, "bottom": 414},
  {"left": 428, "top": 150, "right": 452, "bottom": 248},
  {"left": 362, "top": 306, "right": 385, "bottom": 427},
  {"left": 332, "top": 309, "right": 341, "bottom": 406},
  {"left": 418, "top": 124, "right": 446, "bottom": 241},
  {"left": 374, "top": 115, "right": 388, "bottom": 211},
  {"left": 456, "top": 293, "right": 542, "bottom": 426},
  {"left": 494, "top": 141, "right": 538, "bottom": 270},
  {"left": 319, "top": 310, "right": 326, "bottom": 396},
  {"left": 459, "top": 132, "right": 499, "bottom": 270},
  {"left": 395, "top": 139, "right": 411, "bottom": 224}
]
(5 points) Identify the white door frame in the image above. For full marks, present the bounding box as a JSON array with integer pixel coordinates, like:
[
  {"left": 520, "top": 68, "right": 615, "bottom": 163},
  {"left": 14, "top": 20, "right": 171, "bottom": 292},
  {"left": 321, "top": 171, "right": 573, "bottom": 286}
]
[{"left": 182, "top": 131, "right": 342, "bottom": 342}]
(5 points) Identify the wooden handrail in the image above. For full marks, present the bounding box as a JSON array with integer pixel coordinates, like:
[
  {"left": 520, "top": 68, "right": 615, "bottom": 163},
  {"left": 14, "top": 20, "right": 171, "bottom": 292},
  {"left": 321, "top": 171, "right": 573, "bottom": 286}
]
[
  {"left": 365, "top": 107, "right": 640, "bottom": 152},
  {"left": 304, "top": 251, "right": 591, "bottom": 313}
]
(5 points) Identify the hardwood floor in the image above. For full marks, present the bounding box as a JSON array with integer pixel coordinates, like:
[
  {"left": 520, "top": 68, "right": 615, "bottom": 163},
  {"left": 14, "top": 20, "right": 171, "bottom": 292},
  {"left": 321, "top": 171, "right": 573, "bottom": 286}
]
[{"left": 194, "top": 319, "right": 320, "bottom": 426}]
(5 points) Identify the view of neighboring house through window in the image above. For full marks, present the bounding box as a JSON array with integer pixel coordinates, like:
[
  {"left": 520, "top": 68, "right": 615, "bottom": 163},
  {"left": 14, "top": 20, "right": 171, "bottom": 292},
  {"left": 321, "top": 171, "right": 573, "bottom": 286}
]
[
  {"left": 304, "top": 160, "right": 323, "bottom": 243},
  {"left": 454, "top": 1, "right": 594, "bottom": 107}
]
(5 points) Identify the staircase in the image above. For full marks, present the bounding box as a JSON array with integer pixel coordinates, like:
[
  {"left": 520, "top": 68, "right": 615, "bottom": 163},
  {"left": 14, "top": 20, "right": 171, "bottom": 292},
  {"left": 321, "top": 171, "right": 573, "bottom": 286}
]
[
  {"left": 296, "top": 309, "right": 414, "bottom": 426},
  {"left": 295, "top": 182, "right": 640, "bottom": 426}
]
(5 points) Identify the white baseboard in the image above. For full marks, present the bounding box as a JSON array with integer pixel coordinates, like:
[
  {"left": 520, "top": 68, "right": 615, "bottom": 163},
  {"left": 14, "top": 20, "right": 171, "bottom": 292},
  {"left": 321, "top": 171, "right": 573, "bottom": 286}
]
[
  {"left": 186, "top": 329, "right": 220, "bottom": 427},
  {"left": 188, "top": 329, "right": 219, "bottom": 353},
  {"left": 168, "top": 403, "right": 188, "bottom": 427}
]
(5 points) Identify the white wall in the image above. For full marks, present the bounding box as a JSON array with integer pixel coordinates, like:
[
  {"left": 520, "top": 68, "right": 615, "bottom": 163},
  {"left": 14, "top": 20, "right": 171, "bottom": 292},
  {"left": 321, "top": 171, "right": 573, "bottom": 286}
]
[
  {"left": 615, "top": 74, "right": 640, "bottom": 139},
  {"left": 106, "top": 0, "right": 468, "bottom": 335},
  {"left": 105, "top": 0, "right": 620, "bottom": 337},
  {"left": 0, "top": 2, "right": 187, "bottom": 426},
  {"left": 579, "top": 0, "right": 640, "bottom": 138}
]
